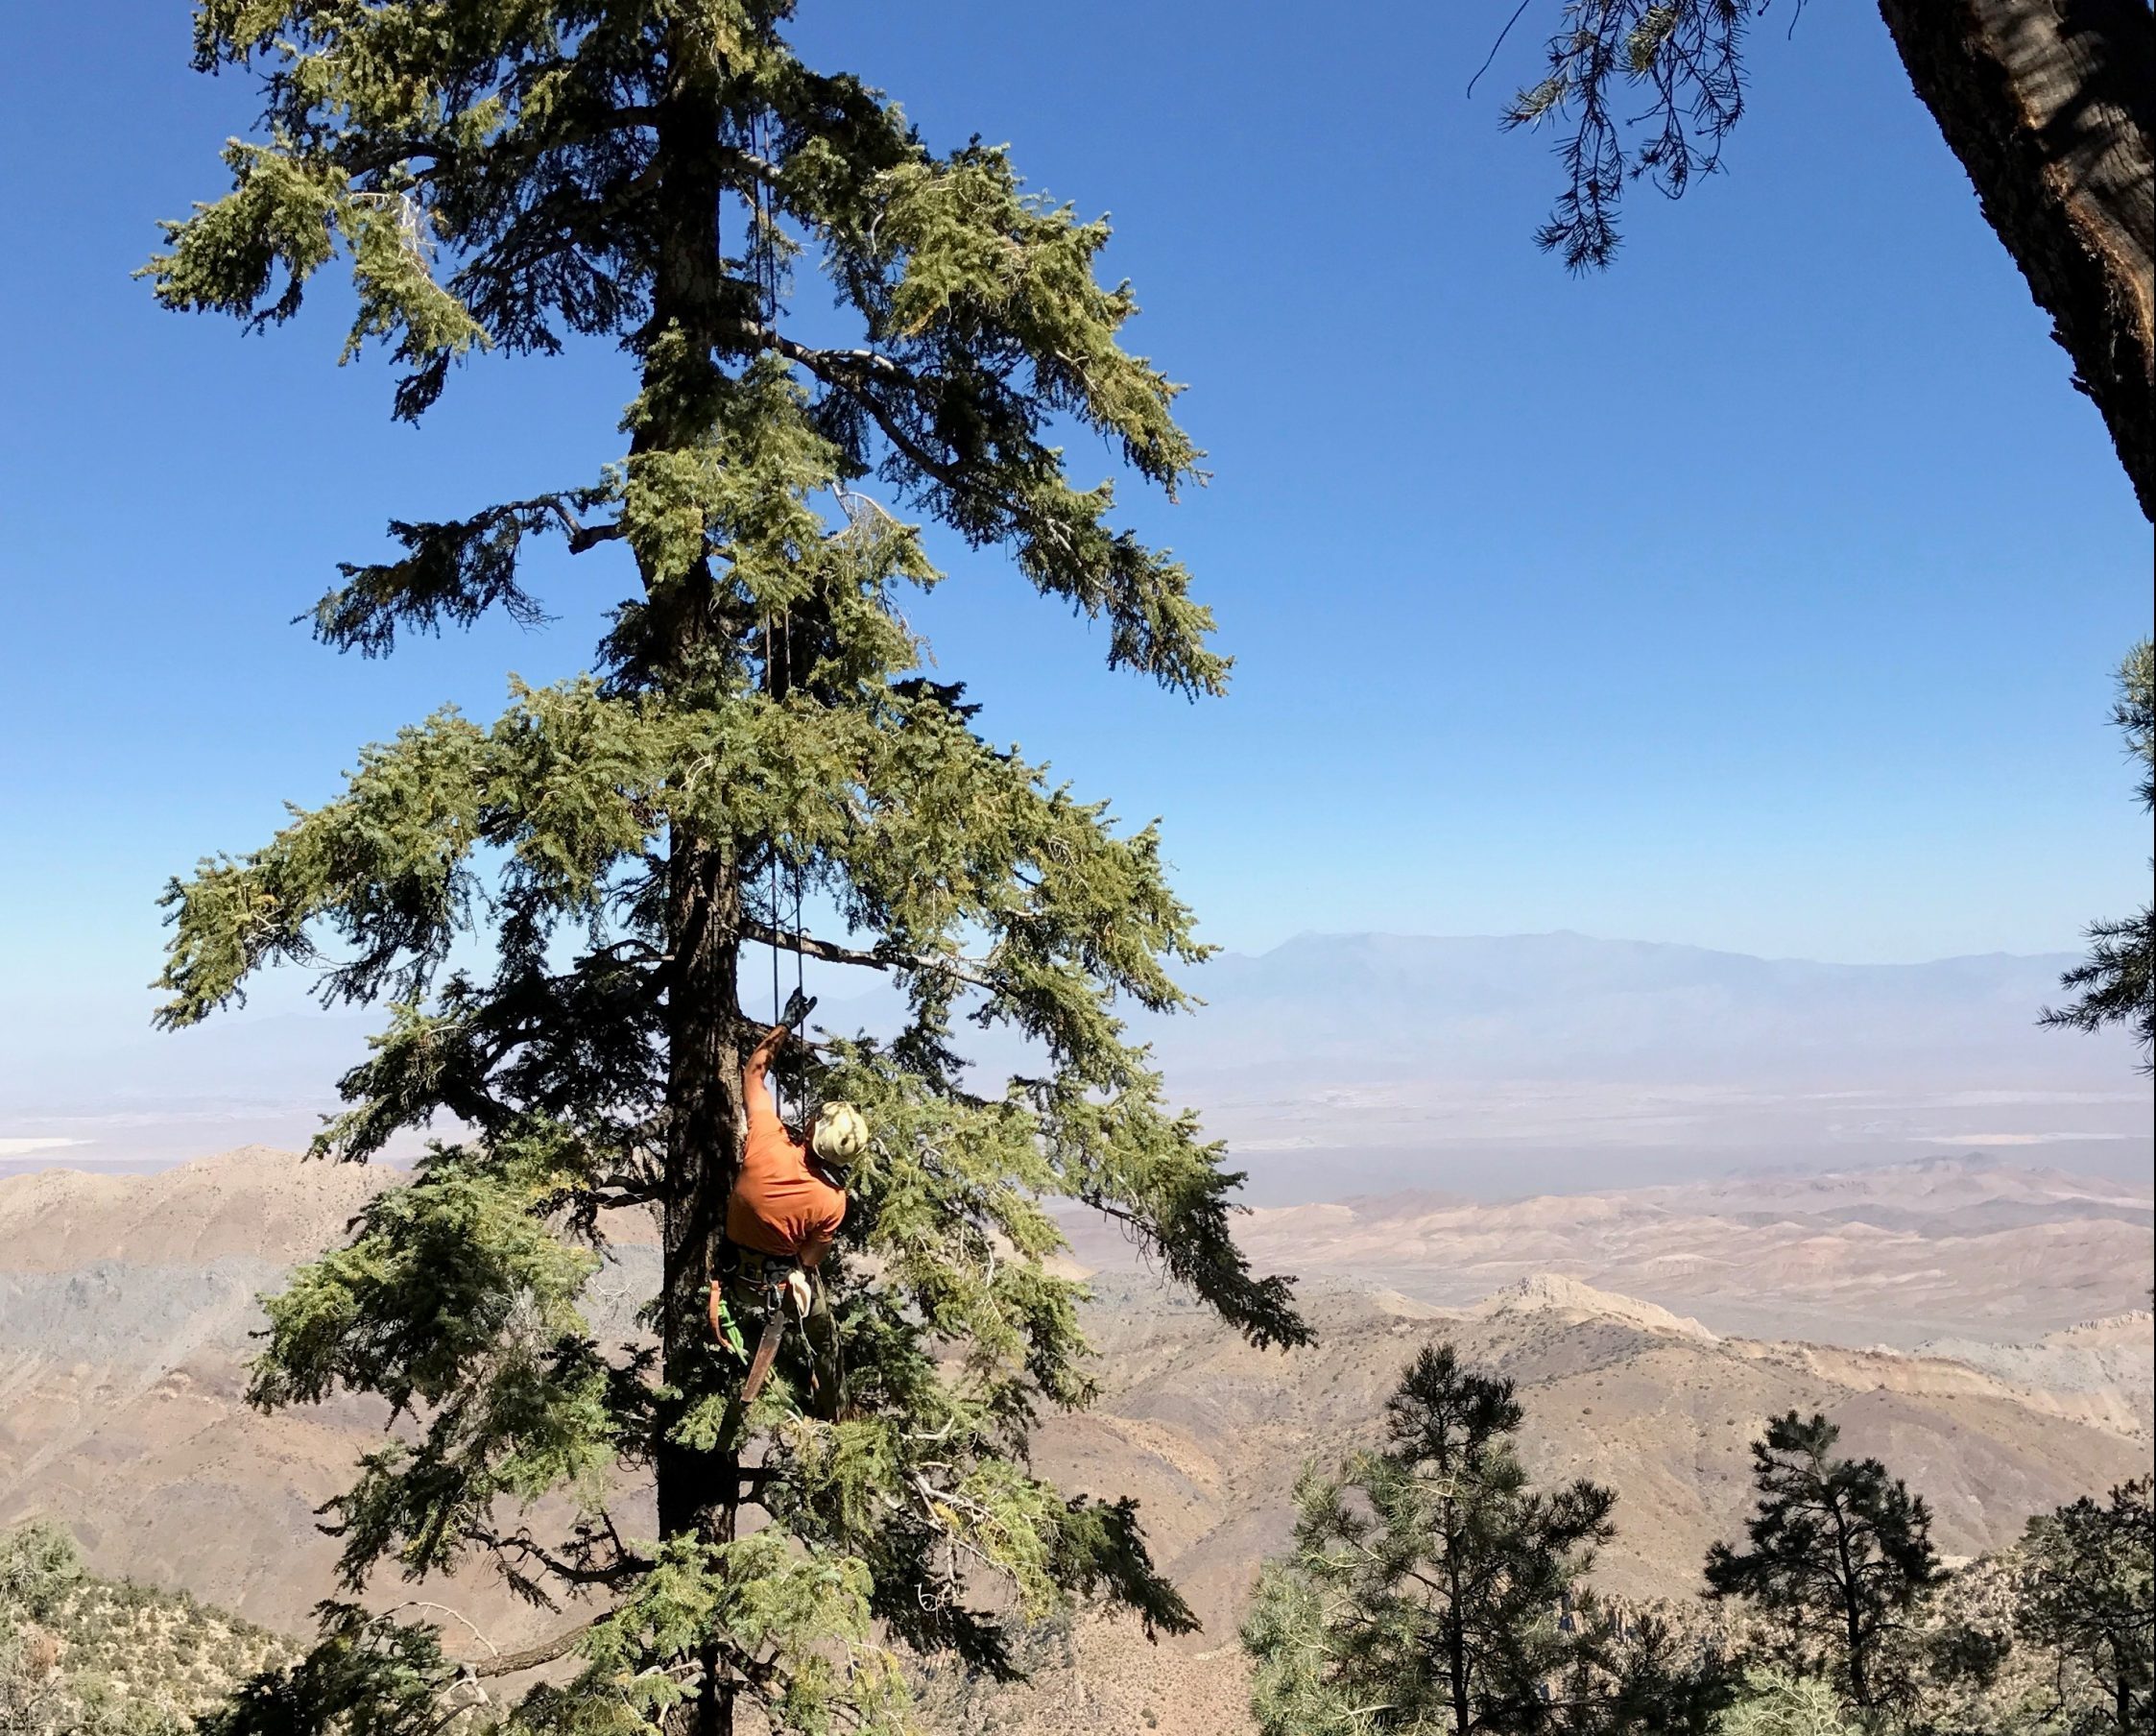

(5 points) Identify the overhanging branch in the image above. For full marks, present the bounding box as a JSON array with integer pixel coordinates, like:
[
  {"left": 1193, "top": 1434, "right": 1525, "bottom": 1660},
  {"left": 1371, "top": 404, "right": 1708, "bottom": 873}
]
[
  {"left": 739, "top": 919, "right": 994, "bottom": 993},
  {"left": 545, "top": 497, "right": 626, "bottom": 554},
  {"left": 469, "top": 1612, "right": 608, "bottom": 1677}
]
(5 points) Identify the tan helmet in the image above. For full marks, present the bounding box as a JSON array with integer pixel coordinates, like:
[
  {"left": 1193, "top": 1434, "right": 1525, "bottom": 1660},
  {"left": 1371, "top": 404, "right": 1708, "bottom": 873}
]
[{"left": 809, "top": 1101, "right": 869, "bottom": 1170}]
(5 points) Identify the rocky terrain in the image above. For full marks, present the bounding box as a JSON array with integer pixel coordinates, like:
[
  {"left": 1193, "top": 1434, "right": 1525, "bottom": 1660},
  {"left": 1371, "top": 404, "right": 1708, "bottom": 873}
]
[
  {"left": 0, "top": 1518, "right": 292, "bottom": 1733},
  {"left": 0, "top": 1146, "right": 2148, "bottom": 1734},
  {"left": 1108, "top": 1154, "right": 2156, "bottom": 1345}
]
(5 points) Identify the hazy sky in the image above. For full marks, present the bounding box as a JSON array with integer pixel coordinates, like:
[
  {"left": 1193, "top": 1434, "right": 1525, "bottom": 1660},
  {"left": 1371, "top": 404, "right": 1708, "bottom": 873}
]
[{"left": 3, "top": 0, "right": 2150, "bottom": 1068}]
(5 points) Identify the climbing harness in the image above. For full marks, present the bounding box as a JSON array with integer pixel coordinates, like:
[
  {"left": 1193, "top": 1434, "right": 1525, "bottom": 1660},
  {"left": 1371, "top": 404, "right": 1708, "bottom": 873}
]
[{"left": 711, "top": 1245, "right": 838, "bottom": 1441}]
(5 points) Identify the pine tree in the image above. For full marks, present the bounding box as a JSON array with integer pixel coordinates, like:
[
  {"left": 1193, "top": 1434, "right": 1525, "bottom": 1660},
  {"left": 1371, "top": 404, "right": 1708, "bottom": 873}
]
[
  {"left": 2016, "top": 1476, "right": 2155, "bottom": 1733},
  {"left": 1713, "top": 1671, "right": 1860, "bottom": 1736},
  {"left": 1545, "top": 1599, "right": 1735, "bottom": 1735},
  {"left": 2043, "top": 642, "right": 2156, "bottom": 1073},
  {"left": 1705, "top": 1412, "right": 1946, "bottom": 1716},
  {"left": 142, "top": 5, "right": 1309, "bottom": 1731},
  {"left": 1241, "top": 1343, "right": 1624, "bottom": 1735}
]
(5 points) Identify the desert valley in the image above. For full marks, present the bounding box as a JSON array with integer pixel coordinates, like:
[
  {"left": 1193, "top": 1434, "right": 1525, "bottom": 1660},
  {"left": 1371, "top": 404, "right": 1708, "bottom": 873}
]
[{"left": 2, "top": 1136, "right": 2147, "bottom": 1733}]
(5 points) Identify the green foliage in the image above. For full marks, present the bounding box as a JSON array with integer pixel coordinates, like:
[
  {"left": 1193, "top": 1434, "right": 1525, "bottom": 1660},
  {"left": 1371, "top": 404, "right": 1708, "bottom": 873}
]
[
  {"left": 1241, "top": 1342, "right": 1721, "bottom": 1733},
  {"left": 2044, "top": 641, "right": 2156, "bottom": 1073},
  {"left": 2016, "top": 1476, "right": 2155, "bottom": 1733},
  {"left": 1705, "top": 1413, "right": 1946, "bottom": 1715},
  {"left": 1550, "top": 1600, "right": 1737, "bottom": 1734},
  {"left": 196, "top": 1606, "right": 460, "bottom": 1736},
  {"left": 1494, "top": 0, "right": 1767, "bottom": 269},
  {"left": 0, "top": 1523, "right": 291, "bottom": 1735},
  {"left": 0, "top": 1521, "right": 82, "bottom": 1622},
  {"left": 1713, "top": 1670, "right": 1859, "bottom": 1736},
  {"left": 144, "top": 2, "right": 1306, "bottom": 1729}
]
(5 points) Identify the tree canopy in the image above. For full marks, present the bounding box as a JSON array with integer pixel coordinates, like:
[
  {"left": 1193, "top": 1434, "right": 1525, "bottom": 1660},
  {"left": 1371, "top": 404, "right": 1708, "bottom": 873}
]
[
  {"left": 144, "top": 4, "right": 1306, "bottom": 1731},
  {"left": 2017, "top": 1476, "right": 2156, "bottom": 1733},
  {"left": 1242, "top": 1343, "right": 1731, "bottom": 1734},
  {"left": 1705, "top": 1411, "right": 1946, "bottom": 1715}
]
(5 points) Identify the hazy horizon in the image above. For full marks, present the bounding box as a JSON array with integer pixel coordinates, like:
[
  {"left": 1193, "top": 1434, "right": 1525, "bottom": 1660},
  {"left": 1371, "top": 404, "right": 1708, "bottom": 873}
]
[{"left": 8, "top": 926, "right": 2144, "bottom": 1199}]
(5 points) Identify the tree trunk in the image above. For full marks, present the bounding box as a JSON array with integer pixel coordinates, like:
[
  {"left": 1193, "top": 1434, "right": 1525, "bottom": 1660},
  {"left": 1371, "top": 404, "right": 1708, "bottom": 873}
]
[
  {"left": 1443, "top": 1496, "right": 1469, "bottom": 1735},
  {"left": 645, "top": 31, "right": 742, "bottom": 1736},
  {"left": 659, "top": 832, "right": 744, "bottom": 1736},
  {"left": 1876, "top": 0, "right": 2155, "bottom": 521},
  {"left": 1826, "top": 1496, "right": 1871, "bottom": 1709}
]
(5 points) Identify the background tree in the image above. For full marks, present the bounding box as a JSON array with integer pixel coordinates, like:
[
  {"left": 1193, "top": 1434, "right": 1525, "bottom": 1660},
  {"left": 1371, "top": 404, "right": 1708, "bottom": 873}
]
[
  {"left": 1484, "top": 0, "right": 2154, "bottom": 521},
  {"left": 2043, "top": 641, "right": 2156, "bottom": 1071},
  {"left": 1705, "top": 1412, "right": 1946, "bottom": 1716},
  {"left": 2016, "top": 1476, "right": 2155, "bottom": 1733},
  {"left": 1546, "top": 1597, "right": 1737, "bottom": 1734},
  {"left": 1711, "top": 1671, "right": 1860, "bottom": 1736},
  {"left": 1241, "top": 1342, "right": 1623, "bottom": 1735},
  {"left": 144, "top": 2, "right": 1307, "bottom": 1731}
]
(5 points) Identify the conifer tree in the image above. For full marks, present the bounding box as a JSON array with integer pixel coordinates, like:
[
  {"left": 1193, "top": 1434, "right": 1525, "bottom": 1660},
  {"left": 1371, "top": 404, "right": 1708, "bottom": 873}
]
[
  {"left": 2016, "top": 1476, "right": 2155, "bottom": 1733},
  {"left": 142, "top": 4, "right": 1308, "bottom": 1730},
  {"left": 1241, "top": 1343, "right": 1627, "bottom": 1735},
  {"left": 2043, "top": 642, "right": 2156, "bottom": 1073},
  {"left": 1705, "top": 1413, "right": 1946, "bottom": 1716},
  {"left": 1545, "top": 1600, "right": 1734, "bottom": 1735}
]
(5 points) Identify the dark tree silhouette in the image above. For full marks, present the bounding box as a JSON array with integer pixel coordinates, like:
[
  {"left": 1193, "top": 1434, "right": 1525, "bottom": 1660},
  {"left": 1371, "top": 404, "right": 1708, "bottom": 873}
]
[
  {"left": 1705, "top": 1411, "right": 1945, "bottom": 1713},
  {"left": 1245, "top": 1343, "right": 1728, "bottom": 1734},
  {"left": 2018, "top": 1475, "right": 2156, "bottom": 1733},
  {"left": 2043, "top": 641, "right": 2156, "bottom": 1072}
]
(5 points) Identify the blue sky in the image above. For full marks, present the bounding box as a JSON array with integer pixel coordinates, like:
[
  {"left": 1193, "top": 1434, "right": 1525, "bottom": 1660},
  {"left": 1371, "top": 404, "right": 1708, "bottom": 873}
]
[{"left": 2, "top": 0, "right": 2149, "bottom": 1066}]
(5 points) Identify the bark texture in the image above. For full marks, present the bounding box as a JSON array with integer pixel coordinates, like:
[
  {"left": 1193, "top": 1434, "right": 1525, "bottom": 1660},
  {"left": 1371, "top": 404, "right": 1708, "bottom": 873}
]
[
  {"left": 644, "top": 35, "right": 744, "bottom": 1736},
  {"left": 1877, "top": 0, "right": 2155, "bottom": 520}
]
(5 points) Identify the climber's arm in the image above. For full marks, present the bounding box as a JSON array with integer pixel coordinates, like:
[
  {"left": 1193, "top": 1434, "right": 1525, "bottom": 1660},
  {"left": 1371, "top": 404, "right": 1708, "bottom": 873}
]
[{"left": 742, "top": 1025, "right": 787, "bottom": 1133}]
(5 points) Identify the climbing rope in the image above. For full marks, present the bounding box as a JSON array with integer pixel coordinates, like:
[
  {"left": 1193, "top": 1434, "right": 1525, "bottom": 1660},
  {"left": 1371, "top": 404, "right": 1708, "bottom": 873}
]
[
  {"left": 762, "top": 605, "right": 806, "bottom": 1124},
  {"left": 750, "top": 107, "right": 801, "bottom": 1114}
]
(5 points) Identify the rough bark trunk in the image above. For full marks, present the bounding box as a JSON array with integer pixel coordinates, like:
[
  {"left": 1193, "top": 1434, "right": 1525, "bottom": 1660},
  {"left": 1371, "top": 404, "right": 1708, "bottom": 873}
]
[
  {"left": 659, "top": 835, "right": 743, "bottom": 1736},
  {"left": 1829, "top": 1499, "right": 1871, "bottom": 1709},
  {"left": 643, "top": 30, "right": 742, "bottom": 1736},
  {"left": 1876, "top": 0, "right": 2155, "bottom": 520}
]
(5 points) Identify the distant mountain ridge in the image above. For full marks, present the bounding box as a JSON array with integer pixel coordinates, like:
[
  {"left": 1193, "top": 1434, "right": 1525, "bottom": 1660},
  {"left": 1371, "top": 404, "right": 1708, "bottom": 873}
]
[
  {"left": 1162, "top": 929, "right": 2101, "bottom": 1078},
  {"left": 1128, "top": 933, "right": 2147, "bottom": 1198},
  {"left": 3, "top": 932, "right": 2144, "bottom": 1194}
]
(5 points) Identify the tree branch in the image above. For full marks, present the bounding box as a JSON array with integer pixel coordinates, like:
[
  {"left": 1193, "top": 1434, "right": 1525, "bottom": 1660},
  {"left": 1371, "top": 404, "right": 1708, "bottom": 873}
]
[
  {"left": 545, "top": 497, "right": 626, "bottom": 554},
  {"left": 755, "top": 326, "right": 907, "bottom": 384},
  {"left": 738, "top": 918, "right": 993, "bottom": 992},
  {"left": 469, "top": 1612, "right": 609, "bottom": 1677},
  {"left": 466, "top": 1523, "right": 649, "bottom": 1590}
]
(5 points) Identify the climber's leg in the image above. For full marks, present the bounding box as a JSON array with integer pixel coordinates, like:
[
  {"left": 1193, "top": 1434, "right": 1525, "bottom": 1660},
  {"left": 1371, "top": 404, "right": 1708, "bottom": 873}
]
[{"left": 800, "top": 1267, "right": 846, "bottom": 1421}]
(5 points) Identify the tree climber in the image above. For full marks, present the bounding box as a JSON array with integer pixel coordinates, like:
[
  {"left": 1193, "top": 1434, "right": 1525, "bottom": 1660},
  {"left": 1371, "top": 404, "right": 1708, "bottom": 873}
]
[{"left": 708, "top": 987, "right": 870, "bottom": 1422}]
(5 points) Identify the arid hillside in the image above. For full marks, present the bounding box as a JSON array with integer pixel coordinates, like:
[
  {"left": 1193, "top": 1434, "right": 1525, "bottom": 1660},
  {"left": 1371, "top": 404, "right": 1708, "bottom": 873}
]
[
  {"left": 1079, "top": 1153, "right": 2155, "bottom": 1345},
  {"left": 0, "top": 1147, "right": 2148, "bottom": 1735}
]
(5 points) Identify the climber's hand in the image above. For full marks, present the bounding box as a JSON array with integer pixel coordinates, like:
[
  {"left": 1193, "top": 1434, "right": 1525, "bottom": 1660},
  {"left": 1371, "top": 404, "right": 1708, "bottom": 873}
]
[{"left": 780, "top": 987, "right": 817, "bottom": 1031}]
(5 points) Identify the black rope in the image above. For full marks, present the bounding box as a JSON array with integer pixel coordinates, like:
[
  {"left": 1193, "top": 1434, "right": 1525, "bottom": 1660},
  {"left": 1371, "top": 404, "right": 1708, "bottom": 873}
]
[
  {"left": 761, "top": 603, "right": 807, "bottom": 1125},
  {"left": 783, "top": 606, "right": 804, "bottom": 1119},
  {"left": 763, "top": 614, "right": 783, "bottom": 1121}
]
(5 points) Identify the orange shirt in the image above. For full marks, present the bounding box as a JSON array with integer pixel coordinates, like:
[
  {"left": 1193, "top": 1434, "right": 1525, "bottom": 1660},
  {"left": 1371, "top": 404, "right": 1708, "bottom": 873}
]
[{"left": 727, "top": 1055, "right": 847, "bottom": 1263}]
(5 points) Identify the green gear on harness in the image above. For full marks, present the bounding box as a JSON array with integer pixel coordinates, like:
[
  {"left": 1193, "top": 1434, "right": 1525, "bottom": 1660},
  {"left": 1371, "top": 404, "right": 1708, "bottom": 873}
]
[
  {"left": 707, "top": 1283, "right": 750, "bottom": 1362},
  {"left": 708, "top": 1249, "right": 847, "bottom": 1444}
]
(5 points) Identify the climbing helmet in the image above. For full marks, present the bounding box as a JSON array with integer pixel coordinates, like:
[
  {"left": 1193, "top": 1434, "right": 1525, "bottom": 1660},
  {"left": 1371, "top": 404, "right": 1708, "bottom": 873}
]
[{"left": 810, "top": 1101, "right": 869, "bottom": 1169}]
